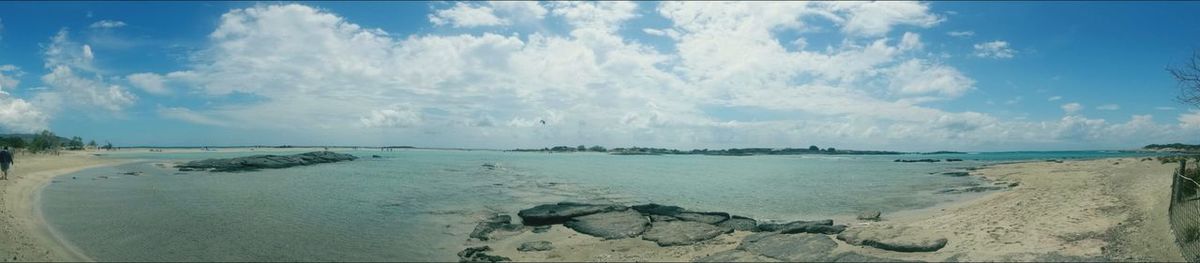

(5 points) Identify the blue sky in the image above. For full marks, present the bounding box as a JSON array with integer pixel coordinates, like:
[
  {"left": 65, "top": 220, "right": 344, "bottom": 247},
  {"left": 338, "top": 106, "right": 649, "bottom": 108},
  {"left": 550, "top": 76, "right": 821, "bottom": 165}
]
[{"left": 1, "top": 1, "right": 1200, "bottom": 151}]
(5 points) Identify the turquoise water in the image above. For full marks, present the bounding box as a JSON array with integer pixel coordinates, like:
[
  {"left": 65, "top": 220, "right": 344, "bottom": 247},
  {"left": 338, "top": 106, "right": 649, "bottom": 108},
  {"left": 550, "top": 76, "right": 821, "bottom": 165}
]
[{"left": 40, "top": 149, "right": 1168, "bottom": 261}]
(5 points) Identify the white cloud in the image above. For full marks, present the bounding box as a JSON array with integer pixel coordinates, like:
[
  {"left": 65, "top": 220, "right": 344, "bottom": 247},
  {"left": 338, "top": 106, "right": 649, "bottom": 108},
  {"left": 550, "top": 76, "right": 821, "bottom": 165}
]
[
  {"left": 818, "top": 1, "right": 943, "bottom": 37},
  {"left": 114, "top": 3, "right": 1200, "bottom": 151},
  {"left": 0, "top": 65, "right": 21, "bottom": 93},
  {"left": 973, "top": 40, "right": 1016, "bottom": 59},
  {"left": 158, "top": 107, "right": 229, "bottom": 127},
  {"left": 360, "top": 105, "right": 422, "bottom": 128},
  {"left": 1096, "top": 104, "right": 1120, "bottom": 110},
  {"left": 38, "top": 29, "right": 136, "bottom": 114},
  {"left": 1048, "top": 96, "right": 1062, "bottom": 101},
  {"left": 1061, "top": 102, "right": 1083, "bottom": 114},
  {"left": 947, "top": 30, "right": 974, "bottom": 38},
  {"left": 0, "top": 95, "right": 49, "bottom": 133},
  {"left": 429, "top": 2, "right": 505, "bottom": 28},
  {"left": 886, "top": 59, "right": 974, "bottom": 98},
  {"left": 126, "top": 72, "right": 169, "bottom": 95},
  {"left": 89, "top": 20, "right": 127, "bottom": 29}
]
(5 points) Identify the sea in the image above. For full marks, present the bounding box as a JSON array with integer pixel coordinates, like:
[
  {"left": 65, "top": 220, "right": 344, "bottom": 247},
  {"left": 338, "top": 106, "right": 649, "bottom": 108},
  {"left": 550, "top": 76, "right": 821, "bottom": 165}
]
[{"left": 38, "top": 149, "right": 1169, "bottom": 261}]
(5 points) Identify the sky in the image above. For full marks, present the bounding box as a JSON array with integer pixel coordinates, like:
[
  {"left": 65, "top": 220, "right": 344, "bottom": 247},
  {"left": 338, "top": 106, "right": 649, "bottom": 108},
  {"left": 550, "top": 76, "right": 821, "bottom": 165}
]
[{"left": 1, "top": 1, "right": 1200, "bottom": 151}]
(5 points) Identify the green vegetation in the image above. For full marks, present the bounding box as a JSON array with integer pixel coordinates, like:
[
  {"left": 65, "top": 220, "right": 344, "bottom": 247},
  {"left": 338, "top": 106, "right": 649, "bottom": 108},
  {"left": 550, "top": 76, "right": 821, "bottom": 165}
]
[{"left": 1146, "top": 143, "right": 1200, "bottom": 152}]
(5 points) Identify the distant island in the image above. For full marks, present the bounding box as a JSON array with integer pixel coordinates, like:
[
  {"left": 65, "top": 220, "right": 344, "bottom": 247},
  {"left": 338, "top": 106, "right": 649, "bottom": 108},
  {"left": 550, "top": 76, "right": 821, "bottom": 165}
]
[
  {"left": 509, "top": 145, "right": 912, "bottom": 156},
  {"left": 1144, "top": 143, "right": 1200, "bottom": 152}
]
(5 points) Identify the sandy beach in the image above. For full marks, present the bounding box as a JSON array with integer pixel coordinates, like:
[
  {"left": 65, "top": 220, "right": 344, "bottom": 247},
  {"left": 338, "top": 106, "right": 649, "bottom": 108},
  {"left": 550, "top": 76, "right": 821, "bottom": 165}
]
[
  {"left": 469, "top": 157, "right": 1187, "bottom": 262},
  {"left": 0, "top": 152, "right": 124, "bottom": 262}
]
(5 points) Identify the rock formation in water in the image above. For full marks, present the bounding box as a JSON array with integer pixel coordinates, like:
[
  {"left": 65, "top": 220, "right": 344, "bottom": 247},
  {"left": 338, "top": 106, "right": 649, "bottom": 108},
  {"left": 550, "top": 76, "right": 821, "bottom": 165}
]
[{"left": 176, "top": 151, "right": 357, "bottom": 172}]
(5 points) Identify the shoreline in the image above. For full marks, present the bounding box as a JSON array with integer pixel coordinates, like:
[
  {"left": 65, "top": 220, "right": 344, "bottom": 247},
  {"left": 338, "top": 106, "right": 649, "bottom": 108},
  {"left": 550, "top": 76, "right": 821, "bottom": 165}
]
[{"left": 0, "top": 152, "right": 126, "bottom": 262}]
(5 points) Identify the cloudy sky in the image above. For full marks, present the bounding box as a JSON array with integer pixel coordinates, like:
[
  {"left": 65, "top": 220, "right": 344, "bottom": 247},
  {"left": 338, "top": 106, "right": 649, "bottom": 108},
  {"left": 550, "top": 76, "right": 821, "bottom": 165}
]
[{"left": 1, "top": 1, "right": 1200, "bottom": 151}]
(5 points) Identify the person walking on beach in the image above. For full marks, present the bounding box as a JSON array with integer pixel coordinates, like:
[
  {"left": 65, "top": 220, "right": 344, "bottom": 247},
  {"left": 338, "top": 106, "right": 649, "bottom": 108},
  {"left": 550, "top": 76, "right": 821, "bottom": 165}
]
[{"left": 0, "top": 146, "right": 13, "bottom": 180}]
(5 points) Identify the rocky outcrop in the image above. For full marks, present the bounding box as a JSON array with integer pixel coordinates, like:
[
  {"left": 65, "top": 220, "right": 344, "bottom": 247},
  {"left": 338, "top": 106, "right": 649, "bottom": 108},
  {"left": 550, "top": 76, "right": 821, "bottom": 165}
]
[
  {"left": 837, "top": 225, "right": 948, "bottom": 252},
  {"left": 563, "top": 210, "right": 649, "bottom": 239},
  {"left": 755, "top": 219, "right": 834, "bottom": 232},
  {"left": 895, "top": 159, "right": 941, "bottom": 163},
  {"left": 641, "top": 221, "right": 733, "bottom": 246},
  {"left": 737, "top": 233, "right": 838, "bottom": 262},
  {"left": 470, "top": 214, "right": 527, "bottom": 241},
  {"left": 457, "top": 246, "right": 510, "bottom": 262},
  {"left": 176, "top": 151, "right": 357, "bottom": 172},
  {"left": 517, "top": 241, "right": 553, "bottom": 252},
  {"left": 674, "top": 212, "right": 730, "bottom": 225},
  {"left": 518, "top": 202, "right": 625, "bottom": 226},
  {"left": 717, "top": 216, "right": 757, "bottom": 231},
  {"left": 779, "top": 223, "right": 847, "bottom": 235},
  {"left": 857, "top": 210, "right": 882, "bottom": 221},
  {"left": 693, "top": 250, "right": 779, "bottom": 262}
]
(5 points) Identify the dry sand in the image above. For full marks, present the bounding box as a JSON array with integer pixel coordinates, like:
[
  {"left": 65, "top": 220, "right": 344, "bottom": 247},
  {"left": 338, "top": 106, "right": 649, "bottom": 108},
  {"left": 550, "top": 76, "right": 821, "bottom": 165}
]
[
  {"left": 472, "top": 157, "right": 1187, "bottom": 262},
  {"left": 0, "top": 151, "right": 124, "bottom": 262}
]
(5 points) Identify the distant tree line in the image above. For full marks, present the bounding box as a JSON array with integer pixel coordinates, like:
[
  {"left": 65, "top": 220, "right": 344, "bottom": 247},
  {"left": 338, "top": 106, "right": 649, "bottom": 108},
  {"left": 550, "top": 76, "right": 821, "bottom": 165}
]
[
  {"left": 0, "top": 130, "right": 113, "bottom": 154},
  {"left": 1145, "top": 143, "right": 1200, "bottom": 152}
]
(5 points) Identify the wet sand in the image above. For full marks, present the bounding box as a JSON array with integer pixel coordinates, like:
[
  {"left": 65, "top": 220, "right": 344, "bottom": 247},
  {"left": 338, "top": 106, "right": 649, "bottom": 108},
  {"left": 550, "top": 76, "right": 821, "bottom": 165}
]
[
  {"left": 471, "top": 157, "right": 1186, "bottom": 262},
  {"left": 0, "top": 151, "right": 125, "bottom": 262}
]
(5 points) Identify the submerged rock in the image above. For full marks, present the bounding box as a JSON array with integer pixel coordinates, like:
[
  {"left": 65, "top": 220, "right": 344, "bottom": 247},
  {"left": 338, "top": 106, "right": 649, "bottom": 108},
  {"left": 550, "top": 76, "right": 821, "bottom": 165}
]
[
  {"left": 563, "top": 210, "right": 649, "bottom": 239},
  {"left": 517, "top": 202, "right": 625, "bottom": 226},
  {"left": 470, "top": 214, "right": 528, "bottom": 241},
  {"left": 895, "top": 159, "right": 941, "bottom": 163},
  {"left": 737, "top": 233, "right": 838, "bottom": 262},
  {"left": 457, "top": 246, "right": 511, "bottom": 263},
  {"left": 857, "top": 210, "right": 882, "bottom": 221},
  {"left": 941, "top": 171, "right": 970, "bottom": 177},
  {"left": 717, "top": 216, "right": 757, "bottom": 231},
  {"left": 532, "top": 225, "right": 551, "bottom": 233},
  {"left": 837, "top": 225, "right": 948, "bottom": 252},
  {"left": 754, "top": 219, "right": 833, "bottom": 232},
  {"left": 176, "top": 151, "right": 357, "bottom": 172},
  {"left": 642, "top": 221, "right": 733, "bottom": 246},
  {"left": 631, "top": 203, "right": 687, "bottom": 216},
  {"left": 936, "top": 186, "right": 1008, "bottom": 194},
  {"left": 780, "top": 223, "right": 847, "bottom": 235},
  {"left": 693, "top": 250, "right": 779, "bottom": 262},
  {"left": 517, "top": 241, "right": 554, "bottom": 252},
  {"left": 674, "top": 212, "right": 730, "bottom": 225}
]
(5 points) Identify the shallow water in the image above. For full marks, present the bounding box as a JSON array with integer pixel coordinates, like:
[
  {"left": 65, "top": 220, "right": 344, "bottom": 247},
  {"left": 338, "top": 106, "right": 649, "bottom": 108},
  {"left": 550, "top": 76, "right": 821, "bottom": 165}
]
[{"left": 40, "top": 149, "right": 1166, "bottom": 261}]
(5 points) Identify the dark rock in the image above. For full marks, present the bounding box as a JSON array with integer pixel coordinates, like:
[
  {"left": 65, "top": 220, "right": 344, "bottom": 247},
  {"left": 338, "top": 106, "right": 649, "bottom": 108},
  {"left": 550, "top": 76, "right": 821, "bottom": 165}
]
[
  {"left": 532, "top": 225, "right": 551, "bottom": 233},
  {"left": 372, "top": 155, "right": 382, "bottom": 158},
  {"left": 649, "top": 214, "right": 679, "bottom": 222},
  {"left": 631, "top": 203, "right": 686, "bottom": 216},
  {"left": 895, "top": 159, "right": 941, "bottom": 163},
  {"left": 830, "top": 252, "right": 920, "bottom": 262},
  {"left": 693, "top": 250, "right": 779, "bottom": 262},
  {"left": 936, "top": 186, "right": 1007, "bottom": 194},
  {"left": 737, "top": 233, "right": 837, "bottom": 262},
  {"left": 857, "top": 210, "right": 882, "bottom": 221},
  {"left": 717, "top": 216, "right": 757, "bottom": 231},
  {"left": 517, "top": 202, "right": 625, "bottom": 226},
  {"left": 457, "top": 246, "right": 510, "bottom": 263},
  {"left": 837, "top": 225, "right": 948, "bottom": 252},
  {"left": 642, "top": 221, "right": 733, "bottom": 246},
  {"left": 470, "top": 214, "right": 527, "bottom": 241},
  {"left": 482, "top": 163, "right": 498, "bottom": 169},
  {"left": 563, "top": 210, "right": 649, "bottom": 239},
  {"left": 674, "top": 211, "right": 730, "bottom": 225},
  {"left": 754, "top": 219, "right": 833, "bottom": 232},
  {"left": 779, "top": 224, "right": 847, "bottom": 235},
  {"left": 945, "top": 158, "right": 963, "bottom": 162},
  {"left": 941, "top": 171, "right": 970, "bottom": 177},
  {"left": 517, "top": 241, "right": 553, "bottom": 252},
  {"left": 176, "top": 151, "right": 357, "bottom": 172},
  {"left": 121, "top": 171, "right": 143, "bottom": 176}
]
